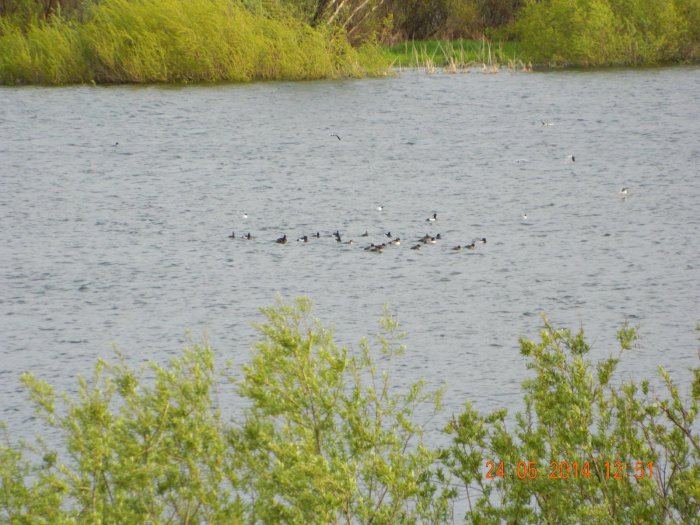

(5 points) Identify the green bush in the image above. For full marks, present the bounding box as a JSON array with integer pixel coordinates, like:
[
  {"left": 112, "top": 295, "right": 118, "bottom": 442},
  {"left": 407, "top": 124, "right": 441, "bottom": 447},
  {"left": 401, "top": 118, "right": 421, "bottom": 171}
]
[
  {"left": 1, "top": 300, "right": 698, "bottom": 523},
  {"left": 0, "top": 299, "right": 449, "bottom": 523},
  {"left": 0, "top": 0, "right": 389, "bottom": 84},
  {"left": 515, "top": 0, "right": 700, "bottom": 65},
  {"left": 230, "top": 298, "right": 449, "bottom": 524},
  {"left": 443, "top": 319, "right": 700, "bottom": 523}
]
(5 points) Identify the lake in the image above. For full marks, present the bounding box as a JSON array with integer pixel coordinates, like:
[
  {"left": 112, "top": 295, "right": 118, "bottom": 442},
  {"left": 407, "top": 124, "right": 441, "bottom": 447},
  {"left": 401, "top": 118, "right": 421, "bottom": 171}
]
[{"left": 1, "top": 67, "right": 699, "bottom": 440}]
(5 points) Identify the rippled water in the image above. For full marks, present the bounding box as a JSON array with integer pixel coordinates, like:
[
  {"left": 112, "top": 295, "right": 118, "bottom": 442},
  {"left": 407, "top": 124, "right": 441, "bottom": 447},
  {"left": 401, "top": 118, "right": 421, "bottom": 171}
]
[{"left": 1, "top": 68, "right": 699, "bottom": 440}]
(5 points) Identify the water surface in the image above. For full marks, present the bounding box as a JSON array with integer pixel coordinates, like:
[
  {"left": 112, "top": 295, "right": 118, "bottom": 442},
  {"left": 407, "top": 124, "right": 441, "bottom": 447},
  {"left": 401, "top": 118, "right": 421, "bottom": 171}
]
[{"left": 1, "top": 68, "right": 699, "bottom": 439}]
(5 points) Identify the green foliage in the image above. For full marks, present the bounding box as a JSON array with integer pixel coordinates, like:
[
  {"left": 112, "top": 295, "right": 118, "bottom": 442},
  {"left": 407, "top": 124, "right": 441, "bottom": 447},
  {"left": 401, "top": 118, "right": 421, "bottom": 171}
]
[
  {"left": 0, "top": 0, "right": 389, "bottom": 84},
  {"left": 515, "top": 0, "right": 700, "bottom": 65},
  {"left": 443, "top": 317, "right": 700, "bottom": 523},
  {"left": 2, "top": 343, "right": 240, "bottom": 523},
  {"left": 0, "top": 15, "right": 89, "bottom": 84},
  {"left": 1, "top": 299, "right": 450, "bottom": 523},
  {"left": 1, "top": 302, "right": 698, "bottom": 523},
  {"left": 230, "top": 298, "right": 451, "bottom": 524}
]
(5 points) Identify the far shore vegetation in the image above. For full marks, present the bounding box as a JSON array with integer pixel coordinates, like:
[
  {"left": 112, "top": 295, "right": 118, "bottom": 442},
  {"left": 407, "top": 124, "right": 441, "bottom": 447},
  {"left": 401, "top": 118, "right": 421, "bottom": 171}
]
[
  {"left": 1, "top": 298, "right": 699, "bottom": 523},
  {"left": 1, "top": 0, "right": 699, "bottom": 85}
]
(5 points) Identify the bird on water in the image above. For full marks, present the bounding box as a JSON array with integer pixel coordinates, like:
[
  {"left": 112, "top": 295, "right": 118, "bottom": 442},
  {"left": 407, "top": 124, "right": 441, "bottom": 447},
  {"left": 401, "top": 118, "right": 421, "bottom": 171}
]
[{"left": 276, "top": 234, "right": 287, "bottom": 244}]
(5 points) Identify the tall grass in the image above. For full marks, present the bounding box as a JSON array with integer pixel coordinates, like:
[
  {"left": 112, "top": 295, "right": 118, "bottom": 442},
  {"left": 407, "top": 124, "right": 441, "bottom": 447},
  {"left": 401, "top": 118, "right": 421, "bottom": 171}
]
[
  {"left": 0, "top": 0, "right": 389, "bottom": 85},
  {"left": 0, "top": 17, "right": 89, "bottom": 84},
  {"left": 384, "top": 38, "right": 529, "bottom": 73}
]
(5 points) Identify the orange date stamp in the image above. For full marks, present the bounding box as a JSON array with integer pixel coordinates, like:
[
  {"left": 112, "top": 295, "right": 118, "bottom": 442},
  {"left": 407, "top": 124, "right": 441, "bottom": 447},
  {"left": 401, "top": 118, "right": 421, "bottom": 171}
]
[{"left": 484, "top": 460, "right": 654, "bottom": 480}]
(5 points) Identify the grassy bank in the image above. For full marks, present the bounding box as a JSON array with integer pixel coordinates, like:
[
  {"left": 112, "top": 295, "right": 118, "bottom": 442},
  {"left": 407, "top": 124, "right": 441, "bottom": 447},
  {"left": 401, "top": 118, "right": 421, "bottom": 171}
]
[
  {"left": 2, "top": 0, "right": 699, "bottom": 85},
  {"left": 0, "top": 0, "right": 388, "bottom": 85},
  {"left": 383, "top": 39, "right": 528, "bottom": 72}
]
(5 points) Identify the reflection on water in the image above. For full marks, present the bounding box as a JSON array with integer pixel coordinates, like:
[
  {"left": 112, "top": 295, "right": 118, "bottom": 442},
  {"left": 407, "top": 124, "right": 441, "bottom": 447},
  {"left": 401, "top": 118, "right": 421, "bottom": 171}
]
[{"left": 1, "top": 68, "right": 699, "bottom": 439}]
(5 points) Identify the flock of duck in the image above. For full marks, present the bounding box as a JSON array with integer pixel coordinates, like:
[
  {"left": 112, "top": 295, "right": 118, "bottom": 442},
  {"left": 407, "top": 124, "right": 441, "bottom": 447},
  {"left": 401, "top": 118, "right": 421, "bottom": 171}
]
[
  {"left": 227, "top": 156, "right": 630, "bottom": 252},
  {"left": 227, "top": 212, "right": 488, "bottom": 254}
]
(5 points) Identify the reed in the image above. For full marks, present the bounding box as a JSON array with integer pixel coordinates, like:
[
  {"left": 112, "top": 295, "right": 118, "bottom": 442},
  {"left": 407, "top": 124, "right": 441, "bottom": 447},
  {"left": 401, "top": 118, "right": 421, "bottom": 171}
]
[
  {"left": 0, "top": 17, "right": 88, "bottom": 84},
  {"left": 385, "top": 38, "right": 526, "bottom": 73}
]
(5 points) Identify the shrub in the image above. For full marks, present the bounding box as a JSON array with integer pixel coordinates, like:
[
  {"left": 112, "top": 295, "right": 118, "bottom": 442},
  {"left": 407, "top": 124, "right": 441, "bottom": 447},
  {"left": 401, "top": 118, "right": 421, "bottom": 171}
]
[
  {"left": 1, "top": 301, "right": 698, "bottom": 523},
  {"left": 443, "top": 318, "right": 700, "bottom": 523},
  {"left": 515, "top": 0, "right": 700, "bottom": 65}
]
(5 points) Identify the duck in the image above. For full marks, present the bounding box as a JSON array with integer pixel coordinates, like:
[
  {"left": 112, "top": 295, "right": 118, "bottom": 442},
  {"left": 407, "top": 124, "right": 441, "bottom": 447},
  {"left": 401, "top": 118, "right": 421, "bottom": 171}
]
[
  {"left": 476, "top": 237, "right": 487, "bottom": 244},
  {"left": 297, "top": 235, "right": 308, "bottom": 242},
  {"left": 567, "top": 154, "right": 576, "bottom": 162},
  {"left": 521, "top": 213, "right": 528, "bottom": 220},
  {"left": 376, "top": 205, "right": 383, "bottom": 211},
  {"left": 385, "top": 231, "right": 392, "bottom": 238},
  {"left": 334, "top": 230, "right": 342, "bottom": 242},
  {"left": 228, "top": 231, "right": 235, "bottom": 239},
  {"left": 390, "top": 237, "right": 400, "bottom": 245},
  {"left": 466, "top": 242, "right": 476, "bottom": 250},
  {"left": 426, "top": 213, "right": 437, "bottom": 222},
  {"left": 361, "top": 230, "right": 369, "bottom": 237},
  {"left": 452, "top": 245, "right": 462, "bottom": 251},
  {"left": 410, "top": 244, "right": 422, "bottom": 250},
  {"left": 244, "top": 232, "right": 253, "bottom": 240},
  {"left": 314, "top": 232, "right": 321, "bottom": 238},
  {"left": 619, "top": 187, "right": 628, "bottom": 196},
  {"left": 344, "top": 239, "right": 355, "bottom": 245},
  {"left": 276, "top": 234, "right": 287, "bottom": 244},
  {"left": 242, "top": 213, "right": 248, "bottom": 219}
]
